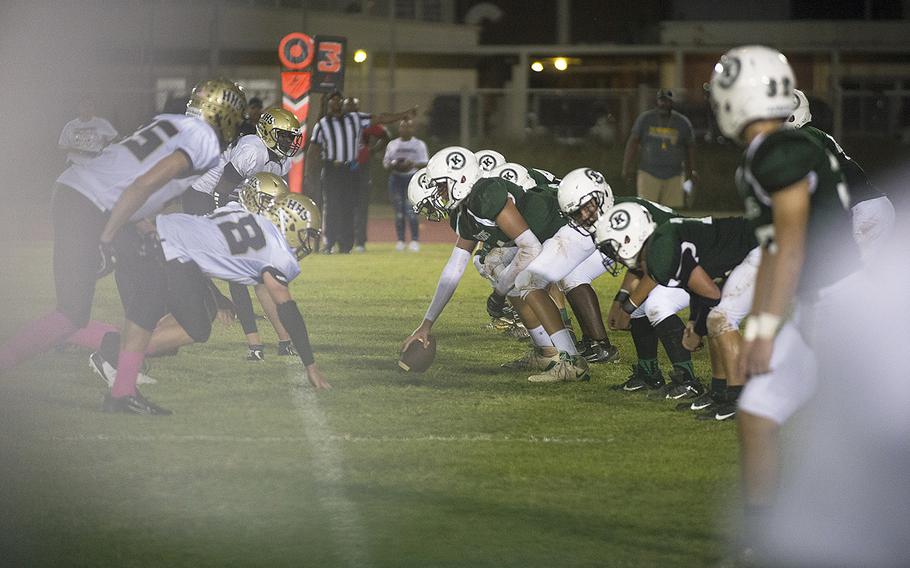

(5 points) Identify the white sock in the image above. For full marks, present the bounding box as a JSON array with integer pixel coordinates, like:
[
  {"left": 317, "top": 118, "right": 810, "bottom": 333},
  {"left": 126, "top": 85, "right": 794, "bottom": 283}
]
[
  {"left": 550, "top": 329, "right": 578, "bottom": 355},
  {"left": 528, "top": 326, "right": 553, "bottom": 348}
]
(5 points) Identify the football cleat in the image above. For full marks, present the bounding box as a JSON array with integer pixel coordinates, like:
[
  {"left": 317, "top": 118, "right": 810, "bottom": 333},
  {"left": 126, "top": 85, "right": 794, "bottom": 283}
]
[
  {"left": 277, "top": 341, "right": 297, "bottom": 357},
  {"left": 501, "top": 348, "right": 559, "bottom": 371},
  {"left": 610, "top": 366, "right": 664, "bottom": 392},
  {"left": 527, "top": 352, "right": 590, "bottom": 383},
  {"left": 649, "top": 368, "right": 704, "bottom": 400},
  {"left": 102, "top": 390, "right": 172, "bottom": 416},
  {"left": 578, "top": 340, "right": 620, "bottom": 364},
  {"left": 696, "top": 401, "right": 737, "bottom": 422},
  {"left": 89, "top": 352, "right": 157, "bottom": 387},
  {"left": 246, "top": 346, "right": 265, "bottom": 361},
  {"left": 676, "top": 390, "right": 719, "bottom": 412}
]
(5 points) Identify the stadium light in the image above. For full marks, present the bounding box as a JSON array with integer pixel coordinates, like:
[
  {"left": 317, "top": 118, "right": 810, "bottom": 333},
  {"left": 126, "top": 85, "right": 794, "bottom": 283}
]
[
  {"left": 553, "top": 57, "right": 568, "bottom": 71},
  {"left": 530, "top": 61, "right": 544, "bottom": 72},
  {"left": 353, "top": 49, "right": 368, "bottom": 63}
]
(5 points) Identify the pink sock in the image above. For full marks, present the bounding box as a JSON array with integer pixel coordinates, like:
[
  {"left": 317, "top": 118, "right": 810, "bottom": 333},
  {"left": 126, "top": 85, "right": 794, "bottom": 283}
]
[
  {"left": 0, "top": 311, "right": 77, "bottom": 371},
  {"left": 111, "top": 351, "right": 144, "bottom": 398},
  {"left": 66, "top": 320, "right": 118, "bottom": 351}
]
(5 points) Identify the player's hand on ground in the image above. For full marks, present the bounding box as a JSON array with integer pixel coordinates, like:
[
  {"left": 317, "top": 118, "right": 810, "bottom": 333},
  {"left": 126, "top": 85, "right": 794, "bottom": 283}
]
[
  {"left": 486, "top": 292, "right": 507, "bottom": 319},
  {"left": 305, "top": 364, "right": 332, "bottom": 390},
  {"left": 97, "top": 241, "right": 117, "bottom": 278},
  {"left": 607, "top": 301, "right": 631, "bottom": 331},
  {"left": 682, "top": 323, "right": 703, "bottom": 352}
]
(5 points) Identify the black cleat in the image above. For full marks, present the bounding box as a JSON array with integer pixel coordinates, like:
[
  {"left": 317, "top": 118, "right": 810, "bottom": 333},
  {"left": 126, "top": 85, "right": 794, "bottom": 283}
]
[
  {"left": 696, "top": 401, "right": 737, "bottom": 421},
  {"left": 653, "top": 368, "right": 704, "bottom": 400},
  {"left": 610, "top": 366, "right": 664, "bottom": 392},
  {"left": 676, "top": 390, "right": 718, "bottom": 412},
  {"left": 580, "top": 340, "right": 620, "bottom": 364},
  {"left": 246, "top": 345, "right": 265, "bottom": 361},
  {"left": 277, "top": 341, "right": 297, "bottom": 357},
  {"left": 102, "top": 390, "right": 172, "bottom": 416}
]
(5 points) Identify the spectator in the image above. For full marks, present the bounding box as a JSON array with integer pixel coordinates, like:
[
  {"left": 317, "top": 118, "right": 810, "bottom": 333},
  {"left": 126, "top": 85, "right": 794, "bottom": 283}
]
[
  {"left": 621, "top": 89, "right": 697, "bottom": 209},
  {"left": 305, "top": 91, "right": 416, "bottom": 254},
  {"left": 344, "top": 97, "right": 390, "bottom": 253},
  {"left": 58, "top": 96, "right": 118, "bottom": 166},
  {"left": 238, "top": 97, "right": 264, "bottom": 137},
  {"left": 382, "top": 119, "right": 428, "bottom": 252}
]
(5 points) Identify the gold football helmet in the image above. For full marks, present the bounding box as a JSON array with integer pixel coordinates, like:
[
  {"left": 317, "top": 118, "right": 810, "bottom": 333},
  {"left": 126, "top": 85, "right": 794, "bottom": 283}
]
[
  {"left": 256, "top": 108, "right": 303, "bottom": 158},
  {"left": 239, "top": 172, "right": 290, "bottom": 216},
  {"left": 271, "top": 194, "right": 322, "bottom": 260},
  {"left": 186, "top": 78, "right": 248, "bottom": 145}
]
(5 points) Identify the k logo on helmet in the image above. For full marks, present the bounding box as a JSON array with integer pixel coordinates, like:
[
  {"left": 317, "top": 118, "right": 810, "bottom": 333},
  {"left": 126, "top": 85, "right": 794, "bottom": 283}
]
[
  {"left": 501, "top": 168, "right": 517, "bottom": 182},
  {"left": 715, "top": 56, "right": 741, "bottom": 89},
  {"left": 446, "top": 152, "right": 466, "bottom": 170},
  {"left": 584, "top": 169, "right": 604, "bottom": 184},
  {"left": 418, "top": 172, "right": 431, "bottom": 189},
  {"left": 479, "top": 156, "right": 496, "bottom": 170},
  {"left": 609, "top": 209, "right": 630, "bottom": 230}
]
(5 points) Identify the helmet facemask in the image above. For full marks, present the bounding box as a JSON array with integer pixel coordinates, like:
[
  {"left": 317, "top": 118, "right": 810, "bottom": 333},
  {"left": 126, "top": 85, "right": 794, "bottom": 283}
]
[
  {"left": 566, "top": 192, "right": 606, "bottom": 237},
  {"left": 596, "top": 238, "right": 624, "bottom": 276}
]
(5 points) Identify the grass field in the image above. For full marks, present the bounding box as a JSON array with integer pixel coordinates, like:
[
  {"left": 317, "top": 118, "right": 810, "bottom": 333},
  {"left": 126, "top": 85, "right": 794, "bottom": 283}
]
[{"left": 0, "top": 241, "right": 740, "bottom": 567}]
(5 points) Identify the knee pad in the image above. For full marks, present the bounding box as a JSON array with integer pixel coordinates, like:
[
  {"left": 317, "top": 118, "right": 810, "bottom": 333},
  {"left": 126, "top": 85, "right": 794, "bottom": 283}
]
[
  {"left": 707, "top": 309, "right": 738, "bottom": 338},
  {"left": 515, "top": 270, "right": 550, "bottom": 299}
]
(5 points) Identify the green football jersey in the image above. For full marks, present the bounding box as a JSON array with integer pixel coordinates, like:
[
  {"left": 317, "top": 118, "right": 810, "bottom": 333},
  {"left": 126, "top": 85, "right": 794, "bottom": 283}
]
[
  {"left": 646, "top": 217, "right": 758, "bottom": 288},
  {"left": 449, "top": 177, "right": 566, "bottom": 246},
  {"left": 615, "top": 195, "right": 679, "bottom": 226},
  {"left": 736, "top": 128, "right": 859, "bottom": 295},
  {"left": 528, "top": 167, "right": 560, "bottom": 190},
  {"left": 801, "top": 125, "right": 883, "bottom": 205}
]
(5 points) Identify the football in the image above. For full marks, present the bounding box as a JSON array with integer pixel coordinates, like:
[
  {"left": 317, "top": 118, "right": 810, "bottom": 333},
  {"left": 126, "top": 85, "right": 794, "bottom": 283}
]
[{"left": 398, "top": 335, "right": 437, "bottom": 372}]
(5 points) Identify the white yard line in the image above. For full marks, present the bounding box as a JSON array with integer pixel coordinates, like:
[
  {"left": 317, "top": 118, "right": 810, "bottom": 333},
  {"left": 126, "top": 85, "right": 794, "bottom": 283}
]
[
  {"left": 289, "top": 368, "right": 371, "bottom": 568},
  {"left": 42, "top": 434, "right": 605, "bottom": 444}
]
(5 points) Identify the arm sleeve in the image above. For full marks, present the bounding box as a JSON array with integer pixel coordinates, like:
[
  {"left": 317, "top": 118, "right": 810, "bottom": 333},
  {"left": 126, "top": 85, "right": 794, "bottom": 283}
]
[
  {"left": 228, "top": 141, "right": 263, "bottom": 177},
  {"left": 211, "top": 162, "right": 245, "bottom": 201},
  {"left": 276, "top": 300, "right": 316, "bottom": 366},
  {"left": 493, "top": 229, "right": 543, "bottom": 296},
  {"left": 424, "top": 246, "right": 472, "bottom": 322},
  {"left": 753, "top": 133, "right": 817, "bottom": 194}
]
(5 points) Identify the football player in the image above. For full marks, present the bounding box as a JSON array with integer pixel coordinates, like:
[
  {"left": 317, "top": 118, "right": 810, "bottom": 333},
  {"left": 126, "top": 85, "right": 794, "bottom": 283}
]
[
  {"left": 182, "top": 108, "right": 305, "bottom": 361},
  {"left": 474, "top": 149, "right": 506, "bottom": 176},
  {"left": 0, "top": 78, "right": 246, "bottom": 373},
  {"left": 709, "top": 45, "right": 863, "bottom": 554},
  {"left": 97, "top": 190, "right": 330, "bottom": 415},
  {"left": 559, "top": 175, "right": 697, "bottom": 395},
  {"left": 594, "top": 203, "right": 761, "bottom": 420},
  {"left": 786, "top": 89, "right": 896, "bottom": 263},
  {"left": 404, "top": 147, "right": 590, "bottom": 382}
]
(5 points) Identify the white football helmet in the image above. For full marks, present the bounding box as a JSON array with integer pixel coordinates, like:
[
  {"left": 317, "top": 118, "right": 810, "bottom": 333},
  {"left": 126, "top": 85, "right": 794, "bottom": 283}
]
[
  {"left": 558, "top": 168, "right": 614, "bottom": 236},
  {"left": 475, "top": 149, "right": 506, "bottom": 176},
  {"left": 491, "top": 162, "right": 536, "bottom": 191},
  {"left": 407, "top": 167, "right": 444, "bottom": 221},
  {"left": 593, "top": 203, "right": 656, "bottom": 272},
  {"left": 785, "top": 89, "right": 812, "bottom": 129},
  {"left": 709, "top": 45, "right": 796, "bottom": 141},
  {"left": 425, "top": 146, "right": 480, "bottom": 212}
]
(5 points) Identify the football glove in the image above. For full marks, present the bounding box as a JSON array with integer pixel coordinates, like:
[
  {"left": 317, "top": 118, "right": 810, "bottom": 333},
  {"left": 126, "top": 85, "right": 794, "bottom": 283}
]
[
  {"left": 97, "top": 242, "right": 117, "bottom": 279},
  {"left": 486, "top": 292, "right": 507, "bottom": 319}
]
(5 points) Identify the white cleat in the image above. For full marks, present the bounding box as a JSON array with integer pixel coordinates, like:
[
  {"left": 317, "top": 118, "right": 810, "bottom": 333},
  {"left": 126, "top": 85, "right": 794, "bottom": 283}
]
[
  {"left": 90, "top": 352, "right": 157, "bottom": 387},
  {"left": 395, "top": 241, "right": 406, "bottom": 252},
  {"left": 501, "top": 348, "right": 559, "bottom": 371},
  {"left": 527, "top": 353, "right": 590, "bottom": 383},
  {"left": 408, "top": 240, "right": 420, "bottom": 252}
]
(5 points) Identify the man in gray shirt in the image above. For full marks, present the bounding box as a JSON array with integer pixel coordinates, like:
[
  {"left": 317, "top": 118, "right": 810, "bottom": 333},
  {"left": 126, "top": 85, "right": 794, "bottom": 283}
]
[{"left": 621, "top": 89, "right": 696, "bottom": 208}]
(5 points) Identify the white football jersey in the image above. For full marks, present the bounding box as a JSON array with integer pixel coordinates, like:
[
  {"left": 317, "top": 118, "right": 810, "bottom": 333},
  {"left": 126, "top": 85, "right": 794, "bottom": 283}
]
[
  {"left": 156, "top": 202, "right": 300, "bottom": 286},
  {"left": 58, "top": 114, "right": 220, "bottom": 221},
  {"left": 192, "top": 134, "right": 290, "bottom": 196}
]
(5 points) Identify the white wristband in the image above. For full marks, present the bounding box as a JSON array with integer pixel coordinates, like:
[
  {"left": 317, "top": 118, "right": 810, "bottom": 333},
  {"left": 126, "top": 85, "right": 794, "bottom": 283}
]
[{"left": 743, "top": 313, "right": 781, "bottom": 341}]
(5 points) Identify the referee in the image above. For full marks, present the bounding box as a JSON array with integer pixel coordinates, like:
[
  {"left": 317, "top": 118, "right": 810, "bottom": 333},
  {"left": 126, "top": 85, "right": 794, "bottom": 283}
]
[{"left": 306, "top": 91, "right": 416, "bottom": 254}]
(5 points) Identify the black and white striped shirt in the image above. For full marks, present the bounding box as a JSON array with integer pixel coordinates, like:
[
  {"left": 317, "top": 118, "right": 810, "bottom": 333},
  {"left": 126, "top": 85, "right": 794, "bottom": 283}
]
[{"left": 309, "top": 111, "right": 371, "bottom": 163}]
